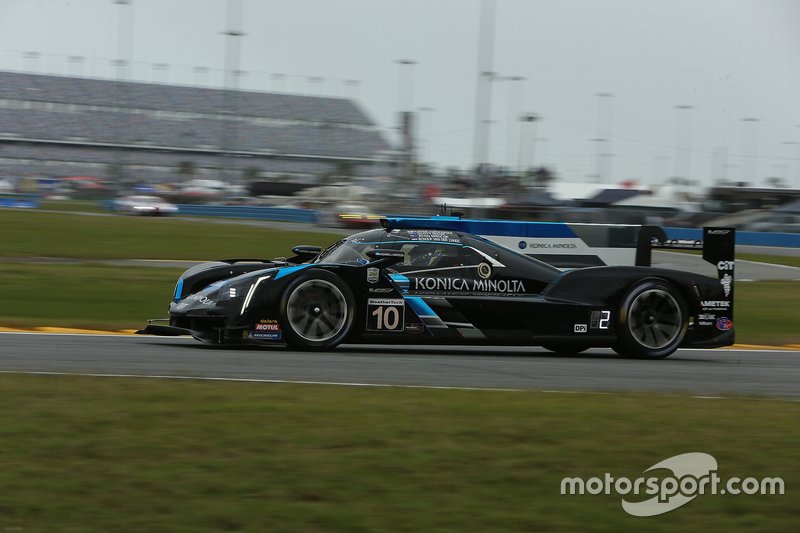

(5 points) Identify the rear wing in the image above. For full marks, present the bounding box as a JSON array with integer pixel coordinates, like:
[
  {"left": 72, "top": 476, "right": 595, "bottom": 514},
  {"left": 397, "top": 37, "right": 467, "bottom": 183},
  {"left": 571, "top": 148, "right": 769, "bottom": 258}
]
[{"left": 647, "top": 227, "right": 736, "bottom": 319}]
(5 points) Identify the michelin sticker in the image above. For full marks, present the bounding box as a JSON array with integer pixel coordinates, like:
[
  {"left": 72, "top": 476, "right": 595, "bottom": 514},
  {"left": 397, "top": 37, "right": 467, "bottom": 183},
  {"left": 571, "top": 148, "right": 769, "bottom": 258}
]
[{"left": 250, "top": 319, "right": 282, "bottom": 340}]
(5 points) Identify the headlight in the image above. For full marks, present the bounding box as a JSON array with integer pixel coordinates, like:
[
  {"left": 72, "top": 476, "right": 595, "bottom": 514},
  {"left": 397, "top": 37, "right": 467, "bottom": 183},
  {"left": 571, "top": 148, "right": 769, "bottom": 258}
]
[{"left": 240, "top": 275, "right": 272, "bottom": 315}]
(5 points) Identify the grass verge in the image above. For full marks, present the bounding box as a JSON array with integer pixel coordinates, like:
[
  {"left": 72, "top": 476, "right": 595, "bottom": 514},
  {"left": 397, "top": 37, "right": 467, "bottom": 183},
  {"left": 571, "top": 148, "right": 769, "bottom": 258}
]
[
  {"left": 0, "top": 264, "right": 183, "bottom": 330},
  {"left": 0, "top": 375, "right": 797, "bottom": 532},
  {"left": 1, "top": 209, "right": 342, "bottom": 260},
  {"left": 0, "top": 263, "right": 797, "bottom": 344},
  {"left": 737, "top": 253, "right": 800, "bottom": 269},
  {"left": 734, "top": 281, "right": 800, "bottom": 345}
]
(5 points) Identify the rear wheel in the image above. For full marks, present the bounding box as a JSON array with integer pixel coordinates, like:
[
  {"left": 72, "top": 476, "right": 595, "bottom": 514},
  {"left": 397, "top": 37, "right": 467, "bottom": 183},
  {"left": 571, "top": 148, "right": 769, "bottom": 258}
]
[
  {"left": 280, "top": 270, "right": 354, "bottom": 351},
  {"left": 613, "top": 279, "right": 687, "bottom": 359}
]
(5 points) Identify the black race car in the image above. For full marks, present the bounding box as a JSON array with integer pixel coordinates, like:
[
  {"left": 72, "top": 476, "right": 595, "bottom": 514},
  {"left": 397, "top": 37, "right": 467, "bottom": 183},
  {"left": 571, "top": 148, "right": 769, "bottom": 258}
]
[{"left": 138, "top": 217, "right": 736, "bottom": 359}]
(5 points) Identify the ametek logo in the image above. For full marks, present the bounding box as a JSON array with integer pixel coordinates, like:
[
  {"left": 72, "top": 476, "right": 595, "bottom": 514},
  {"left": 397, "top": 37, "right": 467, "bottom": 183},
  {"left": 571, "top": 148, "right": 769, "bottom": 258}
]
[{"left": 560, "top": 452, "right": 784, "bottom": 517}]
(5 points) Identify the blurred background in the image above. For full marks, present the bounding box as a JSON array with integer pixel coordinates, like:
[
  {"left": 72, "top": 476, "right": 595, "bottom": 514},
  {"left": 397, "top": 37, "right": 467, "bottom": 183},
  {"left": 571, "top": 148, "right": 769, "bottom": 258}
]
[{"left": 0, "top": 0, "right": 799, "bottom": 231}]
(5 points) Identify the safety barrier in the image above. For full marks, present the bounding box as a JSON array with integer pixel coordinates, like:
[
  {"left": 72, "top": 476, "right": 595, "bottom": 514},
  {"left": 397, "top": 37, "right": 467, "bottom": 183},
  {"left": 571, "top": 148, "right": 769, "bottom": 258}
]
[
  {"left": 0, "top": 193, "right": 40, "bottom": 208},
  {"left": 101, "top": 200, "right": 318, "bottom": 223},
  {"left": 665, "top": 227, "right": 800, "bottom": 248},
  {"left": 174, "top": 204, "right": 318, "bottom": 224}
]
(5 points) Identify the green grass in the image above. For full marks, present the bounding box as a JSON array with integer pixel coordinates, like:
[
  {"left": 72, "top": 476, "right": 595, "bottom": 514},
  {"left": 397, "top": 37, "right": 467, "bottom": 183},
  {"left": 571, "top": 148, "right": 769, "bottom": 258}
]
[
  {"left": 738, "top": 254, "right": 800, "bottom": 269},
  {"left": 0, "top": 375, "right": 796, "bottom": 532},
  {"left": 38, "top": 199, "right": 108, "bottom": 213},
  {"left": 0, "top": 264, "right": 182, "bottom": 330},
  {"left": 665, "top": 249, "right": 800, "bottom": 269},
  {"left": 735, "top": 281, "right": 800, "bottom": 345},
  {"left": 1, "top": 210, "right": 342, "bottom": 260},
  {"left": 0, "top": 263, "right": 798, "bottom": 343}
]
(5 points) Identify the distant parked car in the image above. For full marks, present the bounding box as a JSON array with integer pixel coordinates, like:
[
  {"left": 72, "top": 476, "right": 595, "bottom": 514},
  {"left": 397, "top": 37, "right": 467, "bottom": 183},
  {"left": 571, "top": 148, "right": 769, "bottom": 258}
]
[{"left": 113, "top": 195, "right": 178, "bottom": 216}]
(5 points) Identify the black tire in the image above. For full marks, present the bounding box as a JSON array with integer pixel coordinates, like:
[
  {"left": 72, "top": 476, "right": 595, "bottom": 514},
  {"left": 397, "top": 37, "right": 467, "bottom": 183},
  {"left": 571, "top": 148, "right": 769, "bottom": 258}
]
[
  {"left": 613, "top": 279, "right": 687, "bottom": 359},
  {"left": 279, "top": 270, "right": 355, "bottom": 351},
  {"left": 541, "top": 343, "right": 590, "bottom": 354}
]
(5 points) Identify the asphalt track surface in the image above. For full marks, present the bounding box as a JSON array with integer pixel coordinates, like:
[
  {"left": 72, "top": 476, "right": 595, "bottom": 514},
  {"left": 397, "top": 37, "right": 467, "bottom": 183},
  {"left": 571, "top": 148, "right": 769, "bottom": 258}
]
[{"left": 1, "top": 333, "right": 799, "bottom": 398}]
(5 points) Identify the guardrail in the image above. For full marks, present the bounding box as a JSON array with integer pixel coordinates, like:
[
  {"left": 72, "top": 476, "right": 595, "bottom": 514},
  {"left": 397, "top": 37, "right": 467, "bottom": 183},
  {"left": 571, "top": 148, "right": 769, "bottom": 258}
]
[
  {"left": 0, "top": 193, "right": 40, "bottom": 208},
  {"left": 175, "top": 204, "right": 319, "bottom": 224},
  {"left": 665, "top": 227, "right": 800, "bottom": 248},
  {"left": 101, "top": 201, "right": 319, "bottom": 223}
]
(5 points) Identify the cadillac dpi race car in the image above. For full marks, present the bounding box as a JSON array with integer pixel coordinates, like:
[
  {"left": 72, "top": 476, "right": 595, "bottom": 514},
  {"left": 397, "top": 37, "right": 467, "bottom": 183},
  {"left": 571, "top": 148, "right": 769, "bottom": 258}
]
[{"left": 138, "top": 217, "right": 736, "bottom": 359}]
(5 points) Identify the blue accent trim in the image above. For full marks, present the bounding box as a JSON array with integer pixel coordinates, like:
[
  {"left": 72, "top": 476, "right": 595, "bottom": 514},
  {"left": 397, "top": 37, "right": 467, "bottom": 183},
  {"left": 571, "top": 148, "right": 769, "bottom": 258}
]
[
  {"left": 385, "top": 217, "right": 577, "bottom": 238},
  {"left": 173, "top": 205, "right": 318, "bottom": 224},
  {"left": 388, "top": 273, "right": 410, "bottom": 293},
  {"left": 173, "top": 278, "right": 184, "bottom": 301},
  {"left": 405, "top": 296, "right": 437, "bottom": 318},
  {"left": 274, "top": 264, "right": 313, "bottom": 279},
  {"left": 389, "top": 273, "right": 409, "bottom": 283}
]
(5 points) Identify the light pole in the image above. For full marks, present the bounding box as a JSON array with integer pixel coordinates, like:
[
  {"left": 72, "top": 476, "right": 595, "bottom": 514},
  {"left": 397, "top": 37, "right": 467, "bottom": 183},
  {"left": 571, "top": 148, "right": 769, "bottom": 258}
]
[
  {"left": 519, "top": 113, "right": 539, "bottom": 175},
  {"left": 417, "top": 107, "right": 434, "bottom": 165},
  {"left": 673, "top": 105, "right": 694, "bottom": 184},
  {"left": 500, "top": 76, "right": 525, "bottom": 170},
  {"left": 395, "top": 59, "right": 417, "bottom": 112},
  {"left": 740, "top": 117, "right": 760, "bottom": 185},
  {"left": 113, "top": 0, "right": 133, "bottom": 184},
  {"left": 595, "top": 92, "right": 615, "bottom": 183},
  {"left": 220, "top": 0, "right": 245, "bottom": 186},
  {"left": 472, "top": 0, "right": 497, "bottom": 217},
  {"left": 783, "top": 140, "right": 800, "bottom": 188},
  {"left": 395, "top": 59, "right": 418, "bottom": 188}
]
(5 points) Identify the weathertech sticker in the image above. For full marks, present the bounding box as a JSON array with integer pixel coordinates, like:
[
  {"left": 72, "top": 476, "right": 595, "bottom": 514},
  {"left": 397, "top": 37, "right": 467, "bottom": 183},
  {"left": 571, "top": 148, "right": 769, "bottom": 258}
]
[{"left": 366, "top": 298, "right": 405, "bottom": 332}]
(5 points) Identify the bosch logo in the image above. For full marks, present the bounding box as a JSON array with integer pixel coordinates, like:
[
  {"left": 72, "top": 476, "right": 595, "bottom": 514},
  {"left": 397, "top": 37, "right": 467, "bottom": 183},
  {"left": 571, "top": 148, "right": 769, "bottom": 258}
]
[
  {"left": 717, "top": 261, "right": 734, "bottom": 271},
  {"left": 518, "top": 241, "right": 527, "bottom": 250}
]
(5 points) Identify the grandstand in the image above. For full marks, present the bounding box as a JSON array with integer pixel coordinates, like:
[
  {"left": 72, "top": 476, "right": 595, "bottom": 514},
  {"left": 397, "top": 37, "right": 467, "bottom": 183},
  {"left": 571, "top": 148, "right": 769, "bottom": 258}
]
[{"left": 0, "top": 71, "right": 399, "bottom": 183}]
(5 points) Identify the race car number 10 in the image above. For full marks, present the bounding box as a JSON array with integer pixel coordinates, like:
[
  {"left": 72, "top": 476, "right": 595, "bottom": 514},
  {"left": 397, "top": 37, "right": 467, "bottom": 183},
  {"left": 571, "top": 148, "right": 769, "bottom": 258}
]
[{"left": 367, "top": 298, "right": 405, "bottom": 332}]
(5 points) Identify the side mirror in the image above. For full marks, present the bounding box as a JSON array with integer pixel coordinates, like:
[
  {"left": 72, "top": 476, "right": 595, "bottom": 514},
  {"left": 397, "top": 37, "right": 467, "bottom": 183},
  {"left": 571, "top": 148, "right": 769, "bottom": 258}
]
[
  {"left": 291, "top": 245, "right": 322, "bottom": 258},
  {"left": 287, "top": 245, "right": 323, "bottom": 264},
  {"left": 366, "top": 248, "right": 405, "bottom": 267}
]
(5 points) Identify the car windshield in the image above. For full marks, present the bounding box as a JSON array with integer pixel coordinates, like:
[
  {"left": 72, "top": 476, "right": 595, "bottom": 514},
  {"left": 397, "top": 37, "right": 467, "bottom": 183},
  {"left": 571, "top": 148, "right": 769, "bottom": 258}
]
[{"left": 314, "top": 239, "right": 378, "bottom": 265}]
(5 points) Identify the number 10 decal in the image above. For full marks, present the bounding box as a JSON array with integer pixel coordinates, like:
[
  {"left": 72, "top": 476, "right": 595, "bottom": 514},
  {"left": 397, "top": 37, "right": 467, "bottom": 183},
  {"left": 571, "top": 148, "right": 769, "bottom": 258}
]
[{"left": 367, "top": 298, "right": 405, "bottom": 332}]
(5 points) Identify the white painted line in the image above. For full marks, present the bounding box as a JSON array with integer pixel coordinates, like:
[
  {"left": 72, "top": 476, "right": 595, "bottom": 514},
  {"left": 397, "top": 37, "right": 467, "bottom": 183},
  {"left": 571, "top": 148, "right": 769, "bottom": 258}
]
[
  {"left": 0, "top": 370, "right": 525, "bottom": 392},
  {"left": 691, "top": 395, "right": 725, "bottom": 400},
  {"left": 0, "top": 332, "right": 799, "bottom": 352},
  {"left": 1, "top": 370, "right": 799, "bottom": 402}
]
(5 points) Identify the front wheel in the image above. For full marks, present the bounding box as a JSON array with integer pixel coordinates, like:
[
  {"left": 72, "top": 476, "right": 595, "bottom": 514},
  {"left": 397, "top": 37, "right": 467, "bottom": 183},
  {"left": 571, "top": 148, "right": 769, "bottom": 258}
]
[
  {"left": 613, "top": 279, "right": 687, "bottom": 359},
  {"left": 279, "top": 270, "right": 355, "bottom": 351}
]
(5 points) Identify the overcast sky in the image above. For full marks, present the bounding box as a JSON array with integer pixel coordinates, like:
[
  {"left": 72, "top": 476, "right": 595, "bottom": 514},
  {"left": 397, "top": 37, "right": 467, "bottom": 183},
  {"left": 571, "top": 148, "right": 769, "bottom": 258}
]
[{"left": 1, "top": 0, "right": 799, "bottom": 186}]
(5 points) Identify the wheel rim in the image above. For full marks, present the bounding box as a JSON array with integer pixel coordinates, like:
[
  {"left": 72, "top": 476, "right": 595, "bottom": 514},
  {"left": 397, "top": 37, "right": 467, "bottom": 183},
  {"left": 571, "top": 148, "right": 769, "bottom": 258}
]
[
  {"left": 627, "top": 289, "right": 682, "bottom": 349},
  {"left": 286, "top": 279, "right": 348, "bottom": 342}
]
